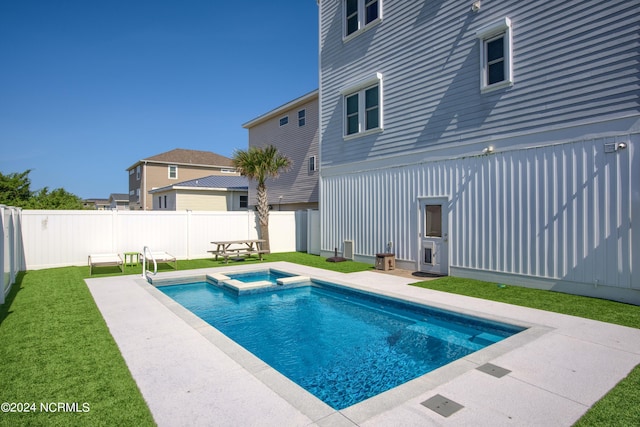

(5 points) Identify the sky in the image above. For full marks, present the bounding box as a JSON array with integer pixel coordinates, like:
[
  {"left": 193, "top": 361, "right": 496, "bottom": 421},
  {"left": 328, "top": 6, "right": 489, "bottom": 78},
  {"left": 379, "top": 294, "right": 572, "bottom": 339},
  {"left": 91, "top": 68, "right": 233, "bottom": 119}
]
[{"left": 0, "top": 0, "right": 319, "bottom": 199}]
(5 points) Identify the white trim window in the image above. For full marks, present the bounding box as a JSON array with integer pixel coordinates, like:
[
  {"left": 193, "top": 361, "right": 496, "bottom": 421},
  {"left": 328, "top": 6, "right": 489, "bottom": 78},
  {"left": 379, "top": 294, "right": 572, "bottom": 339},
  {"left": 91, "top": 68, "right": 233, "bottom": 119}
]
[
  {"left": 279, "top": 116, "right": 289, "bottom": 126},
  {"left": 136, "top": 165, "right": 141, "bottom": 180},
  {"left": 298, "top": 109, "right": 306, "bottom": 127},
  {"left": 168, "top": 165, "right": 178, "bottom": 179},
  {"left": 309, "top": 155, "right": 317, "bottom": 172},
  {"left": 476, "top": 17, "right": 513, "bottom": 92},
  {"left": 344, "top": 0, "right": 382, "bottom": 40},
  {"left": 341, "top": 72, "right": 383, "bottom": 139}
]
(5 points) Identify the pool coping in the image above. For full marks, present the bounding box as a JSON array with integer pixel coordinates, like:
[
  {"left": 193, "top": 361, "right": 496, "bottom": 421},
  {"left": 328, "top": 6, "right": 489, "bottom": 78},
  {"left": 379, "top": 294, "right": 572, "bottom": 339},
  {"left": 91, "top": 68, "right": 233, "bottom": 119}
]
[{"left": 86, "top": 262, "right": 640, "bottom": 426}]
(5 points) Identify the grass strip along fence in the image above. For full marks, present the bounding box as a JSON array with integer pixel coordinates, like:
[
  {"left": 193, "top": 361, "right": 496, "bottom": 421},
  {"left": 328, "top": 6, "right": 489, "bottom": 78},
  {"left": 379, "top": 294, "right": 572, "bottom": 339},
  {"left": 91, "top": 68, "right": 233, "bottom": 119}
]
[
  {"left": 0, "top": 268, "right": 155, "bottom": 427},
  {"left": 0, "top": 253, "right": 638, "bottom": 426}
]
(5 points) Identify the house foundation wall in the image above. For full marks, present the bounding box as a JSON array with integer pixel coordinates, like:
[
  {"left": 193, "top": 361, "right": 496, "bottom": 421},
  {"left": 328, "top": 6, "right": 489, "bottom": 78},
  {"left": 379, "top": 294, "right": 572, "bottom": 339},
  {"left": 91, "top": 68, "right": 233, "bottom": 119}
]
[{"left": 320, "top": 133, "right": 639, "bottom": 303}]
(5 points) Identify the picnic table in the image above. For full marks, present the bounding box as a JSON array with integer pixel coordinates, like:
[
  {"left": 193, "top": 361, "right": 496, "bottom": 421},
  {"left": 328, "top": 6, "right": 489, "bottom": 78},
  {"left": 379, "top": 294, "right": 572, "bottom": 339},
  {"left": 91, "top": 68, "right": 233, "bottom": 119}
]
[{"left": 209, "top": 239, "right": 268, "bottom": 264}]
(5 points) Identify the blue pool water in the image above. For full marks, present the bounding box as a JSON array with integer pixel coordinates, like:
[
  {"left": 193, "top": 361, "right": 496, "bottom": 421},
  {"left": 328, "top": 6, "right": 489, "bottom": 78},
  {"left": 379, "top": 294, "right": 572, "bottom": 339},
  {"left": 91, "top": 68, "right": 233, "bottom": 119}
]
[
  {"left": 226, "top": 269, "right": 292, "bottom": 284},
  {"left": 159, "top": 280, "right": 524, "bottom": 410}
]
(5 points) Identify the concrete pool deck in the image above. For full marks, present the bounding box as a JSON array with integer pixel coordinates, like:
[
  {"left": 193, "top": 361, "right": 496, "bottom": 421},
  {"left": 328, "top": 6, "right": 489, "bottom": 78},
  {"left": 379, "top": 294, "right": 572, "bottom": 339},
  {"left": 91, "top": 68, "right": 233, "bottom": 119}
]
[{"left": 85, "top": 262, "right": 640, "bottom": 426}]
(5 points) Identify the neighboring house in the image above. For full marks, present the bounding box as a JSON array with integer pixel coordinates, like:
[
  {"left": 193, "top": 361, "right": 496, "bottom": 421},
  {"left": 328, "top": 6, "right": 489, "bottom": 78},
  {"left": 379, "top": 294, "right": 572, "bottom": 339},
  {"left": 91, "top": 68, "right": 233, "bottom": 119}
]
[
  {"left": 242, "top": 90, "right": 319, "bottom": 211},
  {"left": 318, "top": 0, "right": 639, "bottom": 303},
  {"left": 149, "top": 175, "right": 249, "bottom": 211},
  {"left": 82, "top": 198, "right": 109, "bottom": 210},
  {"left": 108, "top": 193, "right": 129, "bottom": 210},
  {"left": 126, "top": 148, "right": 239, "bottom": 210}
]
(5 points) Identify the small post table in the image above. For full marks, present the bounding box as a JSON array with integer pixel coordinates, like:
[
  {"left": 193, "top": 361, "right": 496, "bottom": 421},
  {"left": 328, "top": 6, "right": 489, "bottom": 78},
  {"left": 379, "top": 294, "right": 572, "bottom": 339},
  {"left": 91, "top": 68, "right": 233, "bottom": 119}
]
[{"left": 123, "top": 251, "right": 139, "bottom": 267}]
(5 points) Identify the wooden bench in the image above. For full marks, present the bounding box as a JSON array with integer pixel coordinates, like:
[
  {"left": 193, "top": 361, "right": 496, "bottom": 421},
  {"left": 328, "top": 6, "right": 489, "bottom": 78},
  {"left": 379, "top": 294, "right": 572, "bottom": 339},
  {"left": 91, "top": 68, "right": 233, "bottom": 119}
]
[{"left": 209, "top": 240, "right": 268, "bottom": 264}]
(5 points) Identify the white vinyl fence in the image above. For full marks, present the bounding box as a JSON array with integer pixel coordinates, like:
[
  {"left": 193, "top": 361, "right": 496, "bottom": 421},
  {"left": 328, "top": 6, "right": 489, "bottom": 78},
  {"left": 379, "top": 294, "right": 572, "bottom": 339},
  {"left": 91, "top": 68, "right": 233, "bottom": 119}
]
[
  {"left": 307, "top": 209, "right": 321, "bottom": 255},
  {"left": 20, "top": 210, "right": 312, "bottom": 270},
  {"left": 294, "top": 209, "right": 321, "bottom": 255},
  {"left": 1, "top": 205, "right": 24, "bottom": 304}
]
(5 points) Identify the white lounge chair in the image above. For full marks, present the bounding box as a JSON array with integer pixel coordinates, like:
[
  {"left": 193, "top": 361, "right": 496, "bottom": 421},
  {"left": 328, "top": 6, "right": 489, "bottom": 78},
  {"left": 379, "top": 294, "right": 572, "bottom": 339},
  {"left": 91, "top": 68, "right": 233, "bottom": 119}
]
[
  {"left": 88, "top": 253, "right": 124, "bottom": 276},
  {"left": 140, "top": 251, "right": 177, "bottom": 270}
]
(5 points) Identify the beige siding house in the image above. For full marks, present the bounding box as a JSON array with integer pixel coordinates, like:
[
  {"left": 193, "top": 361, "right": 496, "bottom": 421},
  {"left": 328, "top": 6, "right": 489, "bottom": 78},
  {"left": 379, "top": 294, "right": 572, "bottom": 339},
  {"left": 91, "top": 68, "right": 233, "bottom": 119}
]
[
  {"left": 126, "top": 148, "right": 239, "bottom": 210},
  {"left": 82, "top": 198, "right": 110, "bottom": 210},
  {"left": 149, "top": 175, "right": 248, "bottom": 211},
  {"left": 242, "top": 90, "right": 319, "bottom": 211}
]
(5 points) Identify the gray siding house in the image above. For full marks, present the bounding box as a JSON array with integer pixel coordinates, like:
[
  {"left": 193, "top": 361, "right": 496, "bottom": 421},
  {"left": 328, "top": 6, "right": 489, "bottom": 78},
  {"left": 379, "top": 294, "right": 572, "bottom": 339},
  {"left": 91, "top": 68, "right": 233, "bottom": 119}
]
[
  {"left": 243, "top": 90, "right": 319, "bottom": 211},
  {"left": 108, "top": 193, "right": 129, "bottom": 210},
  {"left": 319, "top": 0, "right": 639, "bottom": 303}
]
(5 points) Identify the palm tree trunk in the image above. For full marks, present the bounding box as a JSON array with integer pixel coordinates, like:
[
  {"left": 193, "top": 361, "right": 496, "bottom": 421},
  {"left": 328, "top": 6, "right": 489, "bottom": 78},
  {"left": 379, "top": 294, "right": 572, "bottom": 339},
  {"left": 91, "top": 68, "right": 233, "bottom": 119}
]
[{"left": 256, "top": 182, "right": 270, "bottom": 252}]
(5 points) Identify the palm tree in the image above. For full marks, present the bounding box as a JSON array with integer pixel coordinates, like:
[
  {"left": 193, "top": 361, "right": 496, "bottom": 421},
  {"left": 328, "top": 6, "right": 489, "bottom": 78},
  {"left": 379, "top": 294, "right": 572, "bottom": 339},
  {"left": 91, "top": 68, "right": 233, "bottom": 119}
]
[{"left": 232, "top": 145, "right": 292, "bottom": 252}]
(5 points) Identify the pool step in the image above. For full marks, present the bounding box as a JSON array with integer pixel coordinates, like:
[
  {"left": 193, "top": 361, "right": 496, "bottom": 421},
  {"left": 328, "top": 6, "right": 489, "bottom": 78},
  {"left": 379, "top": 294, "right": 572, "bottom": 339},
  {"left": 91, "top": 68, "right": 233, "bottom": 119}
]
[
  {"left": 470, "top": 332, "right": 503, "bottom": 346},
  {"left": 277, "top": 275, "right": 310, "bottom": 285},
  {"left": 208, "top": 273, "right": 230, "bottom": 282},
  {"left": 407, "top": 321, "right": 504, "bottom": 352},
  {"left": 223, "top": 279, "right": 273, "bottom": 292}
]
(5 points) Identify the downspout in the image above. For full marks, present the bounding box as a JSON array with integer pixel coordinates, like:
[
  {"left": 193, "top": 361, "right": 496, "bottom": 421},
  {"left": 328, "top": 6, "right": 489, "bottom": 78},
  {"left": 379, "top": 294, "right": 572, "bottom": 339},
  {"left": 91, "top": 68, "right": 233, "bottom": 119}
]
[
  {"left": 143, "top": 160, "right": 148, "bottom": 210},
  {"left": 317, "top": 0, "right": 324, "bottom": 256}
]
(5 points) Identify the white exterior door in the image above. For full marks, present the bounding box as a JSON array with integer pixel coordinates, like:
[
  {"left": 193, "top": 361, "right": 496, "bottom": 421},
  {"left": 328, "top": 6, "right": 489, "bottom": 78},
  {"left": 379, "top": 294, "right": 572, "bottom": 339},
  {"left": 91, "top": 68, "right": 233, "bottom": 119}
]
[{"left": 418, "top": 198, "right": 449, "bottom": 275}]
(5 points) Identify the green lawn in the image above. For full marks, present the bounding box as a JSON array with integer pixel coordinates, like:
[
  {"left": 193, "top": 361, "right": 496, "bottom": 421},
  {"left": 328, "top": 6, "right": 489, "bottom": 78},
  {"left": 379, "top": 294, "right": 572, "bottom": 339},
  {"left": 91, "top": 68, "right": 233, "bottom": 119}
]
[
  {"left": 0, "top": 253, "right": 637, "bottom": 426},
  {"left": 411, "top": 277, "right": 640, "bottom": 329},
  {"left": 0, "top": 268, "right": 155, "bottom": 427}
]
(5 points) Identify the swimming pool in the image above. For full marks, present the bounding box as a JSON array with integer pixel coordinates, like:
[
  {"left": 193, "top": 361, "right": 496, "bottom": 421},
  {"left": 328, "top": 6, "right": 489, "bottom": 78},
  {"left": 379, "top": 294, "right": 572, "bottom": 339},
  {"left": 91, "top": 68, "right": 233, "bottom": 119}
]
[{"left": 158, "top": 276, "right": 525, "bottom": 410}]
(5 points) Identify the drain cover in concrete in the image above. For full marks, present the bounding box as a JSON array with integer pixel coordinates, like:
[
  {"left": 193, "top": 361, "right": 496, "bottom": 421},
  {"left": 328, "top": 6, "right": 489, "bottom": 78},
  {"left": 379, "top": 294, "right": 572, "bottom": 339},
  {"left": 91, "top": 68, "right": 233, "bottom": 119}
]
[
  {"left": 421, "top": 394, "right": 464, "bottom": 417},
  {"left": 477, "top": 363, "right": 511, "bottom": 378}
]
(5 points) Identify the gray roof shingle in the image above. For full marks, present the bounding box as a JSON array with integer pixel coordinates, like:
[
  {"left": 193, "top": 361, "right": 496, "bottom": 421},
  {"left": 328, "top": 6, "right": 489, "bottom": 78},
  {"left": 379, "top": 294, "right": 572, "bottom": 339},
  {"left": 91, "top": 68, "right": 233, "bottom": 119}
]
[
  {"left": 143, "top": 148, "right": 235, "bottom": 167},
  {"left": 153, "top": 175, "right": 248, "bottom": 192}
]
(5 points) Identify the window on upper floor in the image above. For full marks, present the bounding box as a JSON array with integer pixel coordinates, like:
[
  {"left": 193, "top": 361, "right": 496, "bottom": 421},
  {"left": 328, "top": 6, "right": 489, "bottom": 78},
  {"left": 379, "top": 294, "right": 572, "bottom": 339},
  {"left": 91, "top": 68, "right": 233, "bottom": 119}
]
[
  {"left": 136, "top": 165, "right": 141, "bottom": 180},
  {"left": 309, "top": 155, "right": 317, "bottom": 172},
  {"left": 477, "top": 17, "right": 513, "bottom": 92},
  {"left": 345, "top": 0, "right": 382, "bottom": 40},
  {"left": 298, "top": 109, "right": 306, "bottom": 127},
  {"left": 279, "top": 116, "right": 289, "bottom": 126},
  {"left": 341, "top": 72, "right": 383, "bottom": 139},
  {"left": 168, "top": 165, "right": 178, "bottom": 179}
]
